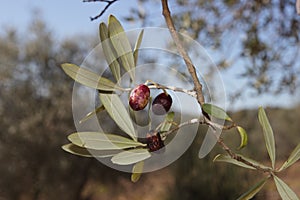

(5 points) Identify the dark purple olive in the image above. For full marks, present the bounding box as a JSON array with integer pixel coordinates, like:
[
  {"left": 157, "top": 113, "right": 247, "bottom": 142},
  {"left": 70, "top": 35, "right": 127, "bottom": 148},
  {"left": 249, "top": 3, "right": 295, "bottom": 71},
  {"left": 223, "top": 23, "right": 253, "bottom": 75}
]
[
  {"left": 129, "top": 84, "right": 150, "bottom": 111},
  {"left": 146, "top": 131, "right": 164, "bottom": 152},
  {"left": 152, "top": 92, "right": 172, "bottom": 115}
]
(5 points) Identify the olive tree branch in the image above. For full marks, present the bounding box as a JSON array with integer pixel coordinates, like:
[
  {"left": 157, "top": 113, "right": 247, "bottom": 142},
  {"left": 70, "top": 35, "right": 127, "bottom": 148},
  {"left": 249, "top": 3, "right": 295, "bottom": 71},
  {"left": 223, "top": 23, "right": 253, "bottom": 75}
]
[
  {"left": 161, "top": 118, "right": 271, "bottom": 173},
  {"left": 161, "top": 0, "right": 205, "bottom": 107},
  {"left": 160, "top": 0, "right": 273, "bottom": 175},
  {"left": 83, "top": 0, "right": 119, "bottom": 21}
]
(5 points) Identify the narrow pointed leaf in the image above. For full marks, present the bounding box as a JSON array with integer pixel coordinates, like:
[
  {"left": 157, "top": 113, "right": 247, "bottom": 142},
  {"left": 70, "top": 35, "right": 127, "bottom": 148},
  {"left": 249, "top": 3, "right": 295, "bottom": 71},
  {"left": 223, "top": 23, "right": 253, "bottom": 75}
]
[
  {"left": 213, "top": 154, "right": 270, "bottom": 171},
  {"left": 214, "top": 154, "right": 255, "bottom": 170},
  {"left": 133, "top": 29, "right": 144, "bottom": 65},
  {"left": 62, "top": 143, "right": 118, "bottom": 158},
  {"left": 61, "top": 63, "right": 122, "bottom": 91},
  {"left": 62, "top": 143, "right": 93, "bottom": 157},
  {"left": 79, "top": 105, "right": 105, "bottom": 124},
  {"left": 160, "top": 112, "right": 175, "bottom": 140},
  {"left": 274, "top": 175, "right": 299, "bottom": 200},
  {"left": 99, "top": 22, "right": 121, "bottom": 81},
  {"left": 131, "top": 161, "right": 144, "bottom": 183},
  {"left": 108, "top": 15, "right": 135, "bottom": 81},
  {"left": 202, "top": 103, "right": 232, "bottom": 121},
  {"left": 68, "top": 132, "right": 144, "bottom": 150},
  {"left": 99, "top": 93, "right": 137, "bottom": 141},
  {"left": 279, "top": 143, "right": 300, "bottom": 171},
  {"left": 237, "top": 126, "right": 248, "bottom": 149},
  {"left": 237, "top": 177, "right": 268, "bottom": 200},
  {"left": 258, "top": 107, "right": 276, "bottom": 169},
  {"left": 111, "top": 149, "right": 151, "bottom": 165}
]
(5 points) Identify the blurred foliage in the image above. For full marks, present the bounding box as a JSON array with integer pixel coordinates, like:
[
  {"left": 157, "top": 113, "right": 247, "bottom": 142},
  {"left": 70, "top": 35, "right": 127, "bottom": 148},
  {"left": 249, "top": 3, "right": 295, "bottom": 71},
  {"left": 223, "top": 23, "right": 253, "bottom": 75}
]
[
  {"left": 129, "top": 0, "right": 300, "bottom": 96},
  {"left": 0, "top": 17, "right": 120, "bottom": 200}
]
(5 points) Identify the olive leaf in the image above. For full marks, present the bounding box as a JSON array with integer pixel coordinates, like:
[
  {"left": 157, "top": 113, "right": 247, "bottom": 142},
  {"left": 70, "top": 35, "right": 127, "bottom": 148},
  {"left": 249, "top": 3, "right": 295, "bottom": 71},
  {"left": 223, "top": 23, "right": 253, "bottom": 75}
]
[
  {"left": 237, "top": 177, "right": 269, "bottom": 200},
  {"left": 111, "top": 149, "right": 151, "bottom": 165},
  {"left": 160, "top": 112, "right": 175, "bottom": 132},
  {"left": 237, "top": 126, "right": 248, "bottom": 150},
  {"left": 213, "top": 154, "right": 270, "bottom": 171},
  {"left": 131, "top": 161, "right": 144, "bottom": 183},
  {"left": 62, "top": 143, "right": 94, "bottom": 157},
  {"left": 62, "top": 143, "right": 118, "bottom": 158},
  {"left": 61, "top": 63, "right": 122, "bottom": 91},
  {"left": 202, "top": 103, "right": 232, "bottom": 121},
  {"left": 133, "top": 29, "right": 144, "bottom": 65},
  {"left": 99, "top": 93, "right": 137, "bottom": 141},
  {"left": 79, "top": 105, "right": 105, "bottom": 124},
  {"left": 68, "top": 132, "right": 145, "bottom": 150},
  {"left": 108, "top": 15, "right": 135, "bottom": 81},
  {"left": 258, "top": 107, "right": 276, "bottom": 169},
  {"left": 99, "top": 22, "right": 121, "bottom": 82},
  {"left": 279, "top": 143, "right": 300, "bottom": 171},
  {"left": 273, "top": 175, "right": 299, "bottom": 200}
]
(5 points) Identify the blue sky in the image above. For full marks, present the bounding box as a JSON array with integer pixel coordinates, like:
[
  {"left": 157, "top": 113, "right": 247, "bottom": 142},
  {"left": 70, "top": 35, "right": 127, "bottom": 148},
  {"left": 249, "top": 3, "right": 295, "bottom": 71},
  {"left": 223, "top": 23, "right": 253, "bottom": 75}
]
[
  {"left": 0, "top": 1, "right": 298, "bottom": 110},
  {"left": 0, "top": 0, "right": 139, "bottom": 38}
]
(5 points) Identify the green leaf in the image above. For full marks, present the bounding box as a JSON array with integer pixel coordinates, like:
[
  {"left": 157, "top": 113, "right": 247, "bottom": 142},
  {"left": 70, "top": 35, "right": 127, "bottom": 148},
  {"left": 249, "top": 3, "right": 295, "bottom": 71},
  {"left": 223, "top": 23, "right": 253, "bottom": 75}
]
[
  {"left": 279, "top": 143, "right": 300, "bottom": 171},
  {"left": 213, "top": 154, "right": 270, "bottom": 171},
  {"left": 99, "top": 22, "right": 121, "bottom": 82},
  {"left": 274, "top": 175, "right": 299, "bottom": 200},
  {"left": 108, "top": 15, "right": 135, "bottom": 81},
  {"left": 68, "top": 132, "right": 145, "bottom": 150},
  {"left": 258, "top": 107, "right": 276, "bottom": 169},
  {"left": 61, "top": 63, "right": 122, "bottom": 91},
  {"left": 62, "top": 143, "right": 93, "bottom": 157},
  {"left": 79, "top": 105, "right": 105, "bottom": 124},
  {"left": 133, "top": 29, "right": 144, "bottom": 65},
  {"left": 237, "top": 177, "right": 268, "bottom": 200},
  {"left": 160, "top": 112, "right": 175, "bottom": 132},
  {"left": 62, "top": 143, "right": 118, "bottom": 158},
  {"left": 237, "top": 126, "right": 248, "bottom": 149},
  {"left": 202, "top": 103, "right": 232, "bottom": 121},
  {"left": 99, "top": 93, "right": 137, "bottom": 141},
  {"left": 131, "top": 161, "right": 144, "bottom": 183},
  {"left": 111, "top": 149, "right": 151, "bottom": 165}
]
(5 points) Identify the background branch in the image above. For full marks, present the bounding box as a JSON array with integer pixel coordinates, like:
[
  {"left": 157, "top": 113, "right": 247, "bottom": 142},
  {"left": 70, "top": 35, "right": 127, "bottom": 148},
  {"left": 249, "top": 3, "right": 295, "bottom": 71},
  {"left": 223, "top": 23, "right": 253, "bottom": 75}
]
[{"left": 83, "top": 0, "right": 119, "bottom": 21}]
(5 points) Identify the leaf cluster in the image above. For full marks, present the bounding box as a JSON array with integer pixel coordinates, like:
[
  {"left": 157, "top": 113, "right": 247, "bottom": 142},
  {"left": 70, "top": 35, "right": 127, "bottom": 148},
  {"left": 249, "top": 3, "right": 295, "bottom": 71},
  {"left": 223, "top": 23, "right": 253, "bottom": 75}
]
[
  {"left": 61, "top": 15, "right": 175, "bottom": 182},
  {"left": 214, "top": 107, "right": 300, "bottom": 199}
]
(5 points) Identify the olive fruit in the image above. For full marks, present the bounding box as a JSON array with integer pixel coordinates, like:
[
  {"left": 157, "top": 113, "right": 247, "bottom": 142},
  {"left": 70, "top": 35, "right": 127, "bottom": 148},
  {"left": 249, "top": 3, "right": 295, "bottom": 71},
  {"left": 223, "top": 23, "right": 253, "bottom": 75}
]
[
  {"left": 152, "top": 92, "right": 172, "bottom": 115},
  {"left": 129, "top": 84, "right": 150, "bottom": 111},
  {"left": 146, "top": 131, "right": 164, "bottom": 152}
]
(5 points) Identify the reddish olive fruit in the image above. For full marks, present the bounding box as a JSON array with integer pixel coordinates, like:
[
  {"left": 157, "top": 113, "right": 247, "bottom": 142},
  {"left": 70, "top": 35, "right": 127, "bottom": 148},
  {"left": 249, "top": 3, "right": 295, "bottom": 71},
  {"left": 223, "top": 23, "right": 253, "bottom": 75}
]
[
  {"left": 129, "top": 84, "right": 150, "bottom": 111},
  {"left": 146, "top": 131, "right": 164, "bottom": 152},
  {"left": 152, "top": 92, "right": 172, "bottom": 115}
]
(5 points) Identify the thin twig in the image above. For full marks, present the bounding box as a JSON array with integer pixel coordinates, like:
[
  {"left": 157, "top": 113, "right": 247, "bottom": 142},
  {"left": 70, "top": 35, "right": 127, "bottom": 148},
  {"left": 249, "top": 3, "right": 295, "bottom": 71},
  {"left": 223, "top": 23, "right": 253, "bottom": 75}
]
[
  {"left": 160, "top": 118, "right": 203, "bottom": 138},
  {"left": 123, "top": 81, "right": 197, "bottom": 97},
  {"left": 83, "top": 0, "right": 119, "bottom": 21},
  {"left": 217, "top": 137, "right": 271, "bottom": 173}
]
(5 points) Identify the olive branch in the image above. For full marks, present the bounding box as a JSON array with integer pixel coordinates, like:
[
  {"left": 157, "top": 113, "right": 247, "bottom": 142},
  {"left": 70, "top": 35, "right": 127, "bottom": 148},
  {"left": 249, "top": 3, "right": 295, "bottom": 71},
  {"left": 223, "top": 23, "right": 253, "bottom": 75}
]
[{"left": 60, "top": 2, "right": 300, "bottom": 199}]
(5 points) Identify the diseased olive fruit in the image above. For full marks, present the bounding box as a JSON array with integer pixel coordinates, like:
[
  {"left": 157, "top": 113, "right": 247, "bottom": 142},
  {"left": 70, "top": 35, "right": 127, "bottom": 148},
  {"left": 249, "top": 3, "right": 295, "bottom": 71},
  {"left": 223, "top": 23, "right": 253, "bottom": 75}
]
[
  {"left": 129, "top": 84, "right": 150, "bottom": 111},
  {"left": 152, "top": 92, "right": 172, "bottom": 115},
  {"left": 146, "top": 131, "right": 164, "bottom": 152}
]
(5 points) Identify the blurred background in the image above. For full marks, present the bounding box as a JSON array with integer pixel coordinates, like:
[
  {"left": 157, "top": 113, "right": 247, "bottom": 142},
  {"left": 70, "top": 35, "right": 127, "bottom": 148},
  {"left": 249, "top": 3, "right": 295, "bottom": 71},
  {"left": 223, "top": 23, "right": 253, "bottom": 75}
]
[{"left": 0, "top": 0, "right": 299, "bottom": 199}]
